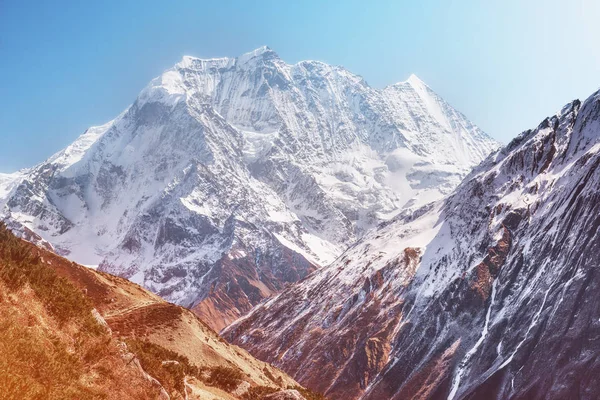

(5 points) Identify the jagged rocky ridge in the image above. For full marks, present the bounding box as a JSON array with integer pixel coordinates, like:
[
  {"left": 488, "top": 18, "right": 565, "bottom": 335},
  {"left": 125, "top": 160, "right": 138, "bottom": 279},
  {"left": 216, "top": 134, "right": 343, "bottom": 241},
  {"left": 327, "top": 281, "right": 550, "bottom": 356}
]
[
  {"left": 224, "top": 89, "right": 600, "bottom": 399},
  {"left": 0, "top": 47, "right": 498, "bottom": 330}
]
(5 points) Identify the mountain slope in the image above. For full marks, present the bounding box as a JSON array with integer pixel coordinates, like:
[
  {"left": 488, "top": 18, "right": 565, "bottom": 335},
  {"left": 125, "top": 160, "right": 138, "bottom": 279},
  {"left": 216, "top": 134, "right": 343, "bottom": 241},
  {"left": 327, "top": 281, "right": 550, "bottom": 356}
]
[
  {"left": 224, "top": 89, "right": 600, "bottom": 399},
  {"left": 0, "top": 222, "right": 319, "bottom": 400},
  {"left": 0, "top": 47, "right": 498, "bottom": 330},
  {"left": 0, "top": 223, "right": 164, "bottom": 399}
]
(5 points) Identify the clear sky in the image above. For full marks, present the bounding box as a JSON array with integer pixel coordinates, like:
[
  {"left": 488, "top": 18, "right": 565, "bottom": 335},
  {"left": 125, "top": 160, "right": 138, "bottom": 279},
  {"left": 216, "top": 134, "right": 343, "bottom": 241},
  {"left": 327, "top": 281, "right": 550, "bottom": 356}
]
[{"left": 1, "top": 0, "right": 599, "bottom": 172}]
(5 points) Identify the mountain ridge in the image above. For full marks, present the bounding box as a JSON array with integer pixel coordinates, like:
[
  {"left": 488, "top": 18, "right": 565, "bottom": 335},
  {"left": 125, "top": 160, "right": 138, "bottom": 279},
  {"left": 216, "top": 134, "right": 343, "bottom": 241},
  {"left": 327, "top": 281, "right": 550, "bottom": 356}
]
[{"left": 224, "top": 88, "right": 600, "bottom": 399}]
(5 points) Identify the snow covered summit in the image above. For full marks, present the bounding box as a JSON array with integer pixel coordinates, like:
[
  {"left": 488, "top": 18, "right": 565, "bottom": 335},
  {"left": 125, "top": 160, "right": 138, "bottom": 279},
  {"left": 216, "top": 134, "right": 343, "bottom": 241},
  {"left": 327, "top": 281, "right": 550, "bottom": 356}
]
[{"left": 0, "top": 47, "right": 499, "bottom": 329}]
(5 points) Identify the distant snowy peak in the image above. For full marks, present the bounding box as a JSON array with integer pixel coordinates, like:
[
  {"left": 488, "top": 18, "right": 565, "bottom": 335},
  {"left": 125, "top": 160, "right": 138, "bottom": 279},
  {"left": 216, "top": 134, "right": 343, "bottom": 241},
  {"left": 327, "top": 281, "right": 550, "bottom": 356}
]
[
  {"left": 178, "top": 45, "right": 279, "bottom": 68},
  {"left": 0, "top": 46, "right": 499, "bottom": 331},
  {"left": 382, "top": 75, "right": 496, "bottom": 166},
  {"left": 405, "top": 72, "right": 426, "bottom": 86},
  {"left": 152, "top": 46, "right": 499, "bottom": 164}
]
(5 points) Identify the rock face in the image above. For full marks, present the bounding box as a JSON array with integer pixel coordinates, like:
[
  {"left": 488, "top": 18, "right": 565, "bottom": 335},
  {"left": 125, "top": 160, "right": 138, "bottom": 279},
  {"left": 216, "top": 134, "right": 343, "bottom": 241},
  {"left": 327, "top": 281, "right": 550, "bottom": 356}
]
[
  {"left": 0, "top": 47, "right": 498, "bottom": 330},
  {"left": 224, "top": 89, "right": 600, "bottom": 399}
]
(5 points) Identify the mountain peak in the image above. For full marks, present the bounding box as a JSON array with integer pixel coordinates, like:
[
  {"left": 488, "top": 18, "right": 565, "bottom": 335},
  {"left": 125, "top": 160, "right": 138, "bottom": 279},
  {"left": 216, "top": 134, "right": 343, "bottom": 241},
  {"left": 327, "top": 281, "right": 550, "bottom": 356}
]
[
  {"left": 252, "top": 45, "right": 273, "bottom": 55},
  {"left": 405, "top": 73, "right": 427, "bottom": 88},
  {"left": 175, "top": 46, "right": 278, "bottom": 70},
  {"left": 178, "top": 55, "right": 200, "bottom": 67},
  {"left": 237, "top": 45, "right": 279, "bottom": 64},
  {"left": 385, "top": 74, "right": 429, "bottom": 91}
]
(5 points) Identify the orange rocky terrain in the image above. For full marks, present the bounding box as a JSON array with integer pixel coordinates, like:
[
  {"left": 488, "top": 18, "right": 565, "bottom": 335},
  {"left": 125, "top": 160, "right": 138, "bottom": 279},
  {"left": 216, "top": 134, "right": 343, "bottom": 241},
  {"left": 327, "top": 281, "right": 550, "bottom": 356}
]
[{"left": 0, "top": 223, "right": 320, "bottom": 400}]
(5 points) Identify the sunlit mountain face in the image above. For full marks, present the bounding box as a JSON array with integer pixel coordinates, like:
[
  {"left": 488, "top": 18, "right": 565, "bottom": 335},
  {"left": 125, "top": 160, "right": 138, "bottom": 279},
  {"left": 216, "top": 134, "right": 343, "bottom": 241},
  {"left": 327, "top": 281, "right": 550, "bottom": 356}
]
[{"left": 0, "top": 47, "right": 498, "bottom": 331}]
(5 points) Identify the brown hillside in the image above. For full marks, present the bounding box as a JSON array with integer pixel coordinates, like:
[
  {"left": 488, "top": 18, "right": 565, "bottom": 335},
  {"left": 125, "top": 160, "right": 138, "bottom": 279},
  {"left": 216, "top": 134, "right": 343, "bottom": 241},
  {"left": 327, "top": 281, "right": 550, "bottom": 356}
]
[{"left": 0, "top": 223, "right": 320, "bottom": 400}]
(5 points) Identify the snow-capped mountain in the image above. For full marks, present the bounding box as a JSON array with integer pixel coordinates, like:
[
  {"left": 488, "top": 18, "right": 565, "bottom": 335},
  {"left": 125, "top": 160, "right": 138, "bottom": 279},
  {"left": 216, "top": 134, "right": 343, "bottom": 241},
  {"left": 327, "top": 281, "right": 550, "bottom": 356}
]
[
  {"left": 225, "top": 89, "right": 600, "bottom": 399},
  {"left": 0, "top": 47, "right": 498, "bottom": 330}
]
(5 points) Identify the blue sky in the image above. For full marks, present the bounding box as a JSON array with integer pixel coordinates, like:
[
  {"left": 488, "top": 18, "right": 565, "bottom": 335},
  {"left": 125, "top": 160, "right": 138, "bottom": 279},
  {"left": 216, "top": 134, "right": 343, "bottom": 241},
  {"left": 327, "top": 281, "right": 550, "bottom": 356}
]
[{"left": 1, "top": 0, "right": 599, "bottom": 172}]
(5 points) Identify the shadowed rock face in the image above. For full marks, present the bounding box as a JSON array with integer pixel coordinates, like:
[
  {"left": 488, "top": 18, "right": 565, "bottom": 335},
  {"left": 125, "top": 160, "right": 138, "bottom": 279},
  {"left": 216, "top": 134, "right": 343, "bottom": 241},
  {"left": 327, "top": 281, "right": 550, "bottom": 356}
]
[
  {"left": 189, "top": 241, "right": 318, "bottom": 330},
  {"left": 0, "top": 47, "right": 497, "bottom": 331},
  {"left": 225, "top": 91, "right": 600, "bottom": 399}
]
